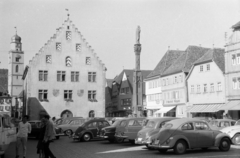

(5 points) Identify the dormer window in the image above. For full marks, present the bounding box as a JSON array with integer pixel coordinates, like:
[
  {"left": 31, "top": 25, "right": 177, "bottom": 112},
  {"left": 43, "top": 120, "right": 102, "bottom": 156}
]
[{"left": 66, "top": 31, "right": 71, "bottom": 40}]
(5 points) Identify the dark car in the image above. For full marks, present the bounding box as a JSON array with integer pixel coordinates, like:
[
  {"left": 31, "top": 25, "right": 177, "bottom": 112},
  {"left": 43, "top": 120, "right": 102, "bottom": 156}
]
[
  {"left": 28, "top": 120, "right": 62, "bottom": 139},
  {"left": 71, "top": 118, "right": 110, "bottom": 142},
  {"left": 100, "top": 118, "right": 124, "bottom": 143}
]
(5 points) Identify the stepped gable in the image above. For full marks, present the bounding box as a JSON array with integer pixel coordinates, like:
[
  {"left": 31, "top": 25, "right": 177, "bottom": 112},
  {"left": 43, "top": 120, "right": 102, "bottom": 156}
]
[
  {"left": 194, "top": 48, "right": 225, "bottom": 73},
  {"left": 161, "top": 46, "right": 210, "bottom": 77},
  {"left": 27, "top": 18, "right": 106, "bottom": 71},
  {"left": 147, "top": 50, "right": 184, "bottom": 78},
  {"left": 0, "top": 69, "right": 8, "bottom": 94}
]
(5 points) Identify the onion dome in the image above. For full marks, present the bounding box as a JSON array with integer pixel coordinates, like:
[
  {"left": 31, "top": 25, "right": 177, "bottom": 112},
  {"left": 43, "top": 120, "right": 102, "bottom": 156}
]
[{"left": 11, "top": 34, "right": 21, "bottom": 43}]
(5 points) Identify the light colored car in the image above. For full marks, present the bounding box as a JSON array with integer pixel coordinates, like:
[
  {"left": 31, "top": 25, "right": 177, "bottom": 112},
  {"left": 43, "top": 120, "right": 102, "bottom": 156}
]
[
  {"left": 135, "top": 117, "right": 178, "bottom": 149},
  {"left": 57, "top": 118, "right": 85, "bottom": 136},
  {"left": 220, "top": 125, "right": 240, "bottom": 145},
  {"left": 209, "top": 119, "right": 236, "bottom": 130},
  {"left": 235, "top": 120, "right": 240, "bottom": 126},
  {"left": 148, "top": 118, "right": 231, "bottom": 154}
]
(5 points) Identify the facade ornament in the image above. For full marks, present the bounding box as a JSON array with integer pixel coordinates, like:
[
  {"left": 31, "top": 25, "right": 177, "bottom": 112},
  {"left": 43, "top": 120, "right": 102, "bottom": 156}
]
[
  {"left": 53, "top": 89, "right": 59, "bottom": 97},
  {"left": 77, "top": 89, "right": 84, "bottom": 97}
]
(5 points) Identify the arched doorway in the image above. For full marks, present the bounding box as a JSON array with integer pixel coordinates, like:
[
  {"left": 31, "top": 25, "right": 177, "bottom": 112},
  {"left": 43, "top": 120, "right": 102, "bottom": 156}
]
[
  {"left": 89, "top": 110, "right": 95, "bottom": 118},
  {"left": 61, "top": 110, "right": 73, "bottom": 119}
]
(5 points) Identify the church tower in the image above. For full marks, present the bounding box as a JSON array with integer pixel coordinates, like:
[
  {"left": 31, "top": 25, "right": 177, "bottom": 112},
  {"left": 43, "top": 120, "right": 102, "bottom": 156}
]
[
  {"left": 8, "top": 31, "right": 24, "bottom": 105},
  {"left": 132, "top": 26, "right": 143, "bottom": 117}
]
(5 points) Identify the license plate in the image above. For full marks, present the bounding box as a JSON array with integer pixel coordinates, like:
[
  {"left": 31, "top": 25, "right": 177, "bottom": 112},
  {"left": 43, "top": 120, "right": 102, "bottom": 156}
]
[
  {"left": 138, "top": 138, "right": 142, "bottom": 141},
  {"left": 154, "top": 140, "right": 159, "bottom": 144}
]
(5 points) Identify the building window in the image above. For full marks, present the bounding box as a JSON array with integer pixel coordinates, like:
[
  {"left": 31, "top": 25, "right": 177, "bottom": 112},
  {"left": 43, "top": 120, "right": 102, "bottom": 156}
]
[
  {"left": 16, "top": 57, "right": 20, "bottom": 62},
  {"left": 126, "top": 87, "right": 130, "bottom": 94},
  {"left": 158, "top": 79, "right": 161, "bottom": 87},
  {"left": 203, "top": 84, "right": 207, "bottom": 93},
  {"left": 207, "top": 64, "right": 210, "bottom": 71},
  {"left": 237, "top": 54, "right": 240, "bottom": 64},
  {"left": 88, "top": 72, "right": 96, "bottom": 82},
  {"left": 210, "top": 83, "right": 214, "bottom": 92},
  {"left": 15, "top": 65, "right": 19, "bottom": 73},
  {"left": 232, "top": 54, "right": 236, "bottom": 65},
  {"left": 166, "top": 78, "right": 169, "bottom": 85},
  {"left": 233, "top": 78, "right": 237, "bottom": 89},
  {"left": 197, "top": 85, "right": 200, "bottom": 93},
  {"left": 121, "top": 98, "right": 132, "bottom": 106},
  {"left": 174, "top": 76, "right": 178, "bottom": 83},
  {"left": 46, "top": 55, "right": 52, "bottom": 64},
  {"left": 76, "top": 43, "right": 81, "bottom": 52},
  {"left": 217, "top": 82, "right": 222, "bottom": 91},
  {"left": 38, "top": 90, "right": 48, "bottom": 101},
  {"left": 56, "top": 42, "right": 61, "bottom": 51},
  {"left": 121, "top": 88, "right": 125, "bottom": 94},
  {"left": 238, "top": 78, "right": 240, "bottom": 89},
  {"left": 191, "top": 85, "right": 194, "bottom": 93},
  {"left": 71, "top": 71, "right": 79, "bottom": 82},
  {"left": 66, "top": 31, "right": 71, "bottom": 40},
  {"left": 200, "top": 65, "right": 203, "bottom": 72},
  {"left": 64, "top": 90, "right": 72, "bottom": 100},
  {"left": 66, "top": 56, "right": 72, "bottom": 67},
  {"left": 57, "top": 71, "right": 66, "bottom": 82},
  {"left": 86, "top": 57, "right": 91, "bottom": 65},
  {"left": 39, "top": 70, "right": 48, "bottom": 81},
  {"left": 88, "top": 90, "right": 97, "bottom": 101}
]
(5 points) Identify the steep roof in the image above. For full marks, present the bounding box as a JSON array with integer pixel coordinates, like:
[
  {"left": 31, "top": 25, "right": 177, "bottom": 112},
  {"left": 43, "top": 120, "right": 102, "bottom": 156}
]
[
  {"left": 161, "top": 46, "right": 210, "bottom": 77},
  {"left": 193, "top": 48, "right": 225, "bottom": 73},
  {"left": 0, "top": 69, "right": 8, "bottom": 94},
  {"left": 232, "top": 21, "right": 240, "bottom": 31},
  {"left": 147, "top": 50, "right": 184, "bottom": 79},
  {"left": 106, "top": 79, "right": 114, "bottom": 88}
]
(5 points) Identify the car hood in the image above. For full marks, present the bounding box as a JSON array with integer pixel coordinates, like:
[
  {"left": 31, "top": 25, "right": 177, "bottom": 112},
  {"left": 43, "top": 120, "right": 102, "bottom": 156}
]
[{"left": 220, "top": 125, "right": 240, "bottom": 133}]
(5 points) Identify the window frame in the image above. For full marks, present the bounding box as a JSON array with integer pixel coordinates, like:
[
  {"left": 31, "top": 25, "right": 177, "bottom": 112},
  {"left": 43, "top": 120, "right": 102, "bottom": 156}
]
[
  {"left": 39, "top": 70, "right": 48, "bottom": 81},
  {"left": 200, "top": 65, "right": 203, "bottom": 72},
  {"left": 38, "top": 89, "right": 48, "bottom": 101},
  {"left": 71, "top": 71, "right": 79, "bottom": 82},
  {"left": 88, "top": 72, "right": 96, "bottom": 82},
  {"left": 57, "top": 71, "right": 66, "bottom": 82},
  {"left": 64, "top": 90, "right": 73, "bottom": 101}
]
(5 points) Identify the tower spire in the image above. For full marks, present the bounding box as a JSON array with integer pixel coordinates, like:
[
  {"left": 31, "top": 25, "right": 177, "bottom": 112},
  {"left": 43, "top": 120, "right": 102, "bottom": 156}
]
[
  {"left": 66, "top": 9, "right": 70, "bottom": 19},
  {"left": 14, "top": 26, "right": 17, "bottom": 35}
]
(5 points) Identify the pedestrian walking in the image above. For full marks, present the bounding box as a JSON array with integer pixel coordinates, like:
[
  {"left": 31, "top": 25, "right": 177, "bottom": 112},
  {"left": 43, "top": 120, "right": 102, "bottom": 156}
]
[
  {"left": 37, "top": 119, "right": 46, "bottom": 158},
  {"left": 16, "top": 115, "right": 32, "bottom": 158},
  {"left": 42, "top": 115, "right": 56, "bottom": 158}
]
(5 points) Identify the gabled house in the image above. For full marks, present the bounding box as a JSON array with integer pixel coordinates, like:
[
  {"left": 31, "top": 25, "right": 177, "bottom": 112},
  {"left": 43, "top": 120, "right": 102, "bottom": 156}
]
[
  {"left": 160, "top": 46, "right": 210, "bottom": 118},
  {"left": 107, "top": 69, "right": 151, "bottom": 117},
  {"left": 186, "top": 48, "right": 225, "bottom": 119},
  {"left": 144, "top": 50, "right": 184, "bottom": 117}
]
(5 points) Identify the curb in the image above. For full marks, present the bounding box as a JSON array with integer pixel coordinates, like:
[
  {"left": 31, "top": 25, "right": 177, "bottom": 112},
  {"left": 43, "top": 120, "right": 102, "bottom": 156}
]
[{"left": 231, "top": 145, "right": 240, "bottom": 149}]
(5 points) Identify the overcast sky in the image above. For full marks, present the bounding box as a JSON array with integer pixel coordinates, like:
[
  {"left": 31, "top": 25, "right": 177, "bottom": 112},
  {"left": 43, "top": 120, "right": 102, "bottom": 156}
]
[{"left": 0, "top": 0, "right": 239, "bottom": 79}]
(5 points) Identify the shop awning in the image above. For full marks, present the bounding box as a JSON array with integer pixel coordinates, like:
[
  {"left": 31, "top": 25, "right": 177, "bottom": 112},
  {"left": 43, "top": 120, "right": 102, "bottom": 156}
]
[
  {"left": 154, "top": 106, "right": 176, "bottom": 114},
  {"left": 219, "top": 101, "right": 240, "bottom": 110},
  {"left": 188, "top": 104, "right": 224, "bottom": 113}
]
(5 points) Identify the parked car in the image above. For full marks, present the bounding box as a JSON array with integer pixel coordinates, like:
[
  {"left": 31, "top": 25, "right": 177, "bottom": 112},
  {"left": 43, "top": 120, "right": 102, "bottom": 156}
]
[
  {"left": 209, "top": 119, "right": 236, "bottom": 130},
  {"left": 100, "top": 118, "right": 125, "bottom": 143},
  {"left": 115, "top": 117, "right": 146, "bottom": 144},
  {"left": 28, "top": 120, "right": 62, "bottom": 139},
  {"left": 70, "top": 118, "right": 110, "bottom": 142},
  {"left": 235, "top": 119, "right": 240, "bottom": 126},
  {"left": 148, "top": 118, "right": 231, "bottom": 154},
  {"left": 56, "top": 117, "right": 83, "bottom": 125},
  {"left": 135, "top": 117, "right": 178, "bottom": 149},
  {"left": 57, "top": 118, "right": 86, "bottom": 136},
  {"left": 220, "top": 125, "right": 240, "bottom": 145}
]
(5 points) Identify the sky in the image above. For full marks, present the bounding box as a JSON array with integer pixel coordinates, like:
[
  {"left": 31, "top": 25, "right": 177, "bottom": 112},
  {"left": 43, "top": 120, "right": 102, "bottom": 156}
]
[{"left": 0, "top": 0, "right": 240, "bottom": 79}]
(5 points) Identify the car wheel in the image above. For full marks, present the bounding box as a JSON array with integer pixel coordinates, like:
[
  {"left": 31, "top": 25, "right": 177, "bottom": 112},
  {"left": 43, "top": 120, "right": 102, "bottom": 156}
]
[
  {"left": 231, "top": 134, "right": 240, "bottom": 145},
  {"left": 65, "top": 129, "right": 73, "bottom": 136},
  {"left": 129, "top": 139, "right": 135, "bottom": 145},
  {"left": 219, "top": 138, "right": 231, "bottom": 151},
  {"left": 115, "top": 138, "right": 124, "bottom": 143},
  {"left": 82, "top": 133, "right": 91, "bottom": 142},
  {"left": 174, "top": 140, "right": 187, "bottom": 154},
  {"left": 108, "top": 139, "right": 115, "bottom": 143},
  {"left": 145, "top": 144, "right": 154, "bottom": 150},
  {"left": 158, "top": 149, "right": 168, "bottom": 153},
  {"left": 55, "top": 136, "right": 60, "bottom": 140}
]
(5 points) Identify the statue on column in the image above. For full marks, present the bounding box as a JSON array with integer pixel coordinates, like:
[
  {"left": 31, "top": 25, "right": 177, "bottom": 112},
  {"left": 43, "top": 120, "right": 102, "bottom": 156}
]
[{"left": 136, "top": 26, "right": 141, "bottom": 44}]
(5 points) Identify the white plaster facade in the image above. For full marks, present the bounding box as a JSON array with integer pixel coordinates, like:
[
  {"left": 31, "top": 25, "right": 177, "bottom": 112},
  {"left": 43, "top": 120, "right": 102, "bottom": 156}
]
[{"left": 24, "top": 18, "right": 106, "bottom": 119}]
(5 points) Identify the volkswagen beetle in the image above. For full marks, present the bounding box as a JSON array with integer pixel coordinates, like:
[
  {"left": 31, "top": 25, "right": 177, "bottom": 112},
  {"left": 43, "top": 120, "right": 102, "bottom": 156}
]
[
  {"left": 220, "top": 125, "right": 240, "bottom": 145},
  {"left": 149, "top": 118, "right": 231, "bottom": 154}
]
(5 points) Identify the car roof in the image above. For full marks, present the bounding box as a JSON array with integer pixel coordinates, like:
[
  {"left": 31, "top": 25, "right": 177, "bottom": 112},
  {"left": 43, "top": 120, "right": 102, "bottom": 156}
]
[
  {"left": 146, "top": 117, "right": 177, "bottom": 121},
  {"left": 167, "top": 118, "right": 206, "bottom": 127},
  {"left": 210, "top": 119, "right": 236, "bottom": 121}
]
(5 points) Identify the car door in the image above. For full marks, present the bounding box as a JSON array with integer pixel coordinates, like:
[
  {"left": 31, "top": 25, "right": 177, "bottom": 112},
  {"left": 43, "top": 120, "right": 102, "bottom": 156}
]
[
  {"left": 115, "top": 120, "right": 127, "bottom": 136},
  {"left": 194, "top": 122, "right": 214, "bottom": 147},
  {"left": 127, "top": 120, "right": 142, "bottom": 140},
  {"left": 87, "top": 122, "right": 98, "bottom": 138},
  {"left": 181, "top": 122, "right": 197, "bottom": 148}
]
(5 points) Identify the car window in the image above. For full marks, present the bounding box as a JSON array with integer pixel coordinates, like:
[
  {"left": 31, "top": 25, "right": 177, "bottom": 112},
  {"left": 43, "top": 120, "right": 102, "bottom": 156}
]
[
  {"left": 120, "top": 120, "right": 127, "bottom": 127},
  {"left": 195, "top": 122, "right": 209, "bottom": 130},
  {"left": 220, "top": 121, "right": 230, "bottom": 127},
  {"left": 159, "top": 121, "right": 170, "bottom": 128},
  {"left": 87, "top": 122, "right": 97, "bottom": 128},
  {"left": 181, "top": 123, "right": 194, "bottom": 130},
  {"left": 36, "top": 122, "right": 41, "bottom": 128},
  {"left": 129, "top": 120, "right": 141, "bottom": 127},
  {"left": 103, "top": 121, "right": 110, "bottom": 126},
  {"left": 128, "top": 120, "right": 135, "bottom": 126},
  {"left": 231, "top": 121, "right": 236, "bottom": 126},
  {"left": 98, "top": 122, "right": 103, "bottom": 127},
  {"left": 235, "top": 120, "right": 240, "bottom": 125},
  {"left": 146, "top": 121, "right": 156, "bottom": 128},
  {"left": 209, "top": 121, "right": 218, "bottom": 126},
  {"left": 143, "top": 119, "right": 149, "bottom": 126}
]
